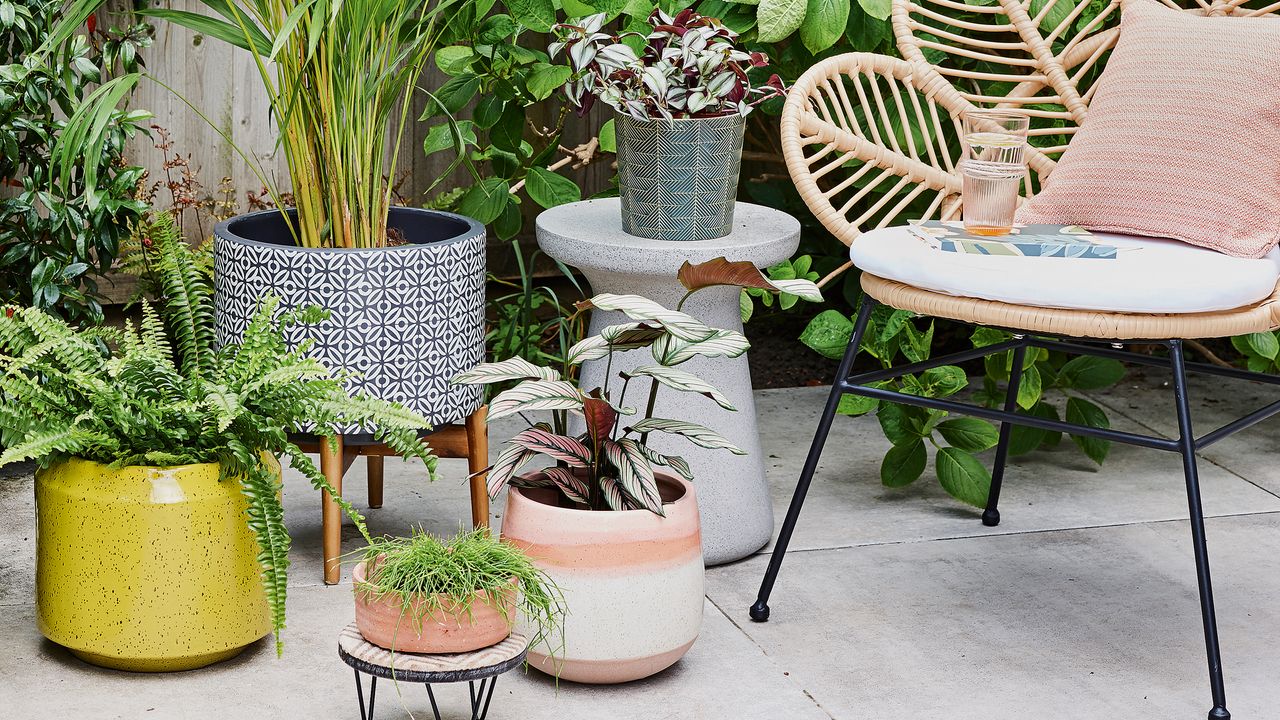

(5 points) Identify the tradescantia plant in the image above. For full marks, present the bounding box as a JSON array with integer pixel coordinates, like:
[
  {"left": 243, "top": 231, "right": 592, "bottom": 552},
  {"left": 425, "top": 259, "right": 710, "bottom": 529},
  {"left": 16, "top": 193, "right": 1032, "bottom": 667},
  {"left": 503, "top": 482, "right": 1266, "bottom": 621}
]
[
  {"left": 454, "top": 258, "right": 820, "bottom": 514},
  {"left": 0, "top": 211, "right": 438, "bottom": 651},
  {"left": 552, "top": 9, "right": 784, "bottom": 121}
]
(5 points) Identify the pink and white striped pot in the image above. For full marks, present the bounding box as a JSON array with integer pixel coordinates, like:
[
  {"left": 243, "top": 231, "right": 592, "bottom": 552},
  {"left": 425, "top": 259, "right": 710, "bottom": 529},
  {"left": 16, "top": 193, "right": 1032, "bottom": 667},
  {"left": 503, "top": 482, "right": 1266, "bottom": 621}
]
[{"left": 501, "top": 471, "right": 704, "bottom": 684}]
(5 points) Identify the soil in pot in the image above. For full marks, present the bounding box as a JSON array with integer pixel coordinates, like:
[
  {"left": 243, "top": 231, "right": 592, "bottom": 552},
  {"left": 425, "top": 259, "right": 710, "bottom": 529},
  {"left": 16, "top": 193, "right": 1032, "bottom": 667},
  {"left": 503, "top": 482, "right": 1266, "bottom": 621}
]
[{"left": 352, "top": 561, "right": 516, "bottom": 654}]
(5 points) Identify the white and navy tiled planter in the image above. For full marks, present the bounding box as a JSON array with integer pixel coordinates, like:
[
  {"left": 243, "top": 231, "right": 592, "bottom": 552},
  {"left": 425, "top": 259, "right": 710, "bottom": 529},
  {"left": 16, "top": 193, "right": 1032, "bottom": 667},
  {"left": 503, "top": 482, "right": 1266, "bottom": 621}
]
[{"left": 213, "top": 207, "right": 485, "bottom": 434}]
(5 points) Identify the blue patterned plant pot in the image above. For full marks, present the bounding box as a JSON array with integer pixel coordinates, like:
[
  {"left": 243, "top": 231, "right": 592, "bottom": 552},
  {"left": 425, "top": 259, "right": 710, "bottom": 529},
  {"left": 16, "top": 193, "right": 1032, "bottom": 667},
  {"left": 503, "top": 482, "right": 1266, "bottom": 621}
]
[
  {"left": 213, "top": 207, "right": 485, "bottom": 433},
  {"left": 617, "top": 113, "right": 746, "bottom": 241}
]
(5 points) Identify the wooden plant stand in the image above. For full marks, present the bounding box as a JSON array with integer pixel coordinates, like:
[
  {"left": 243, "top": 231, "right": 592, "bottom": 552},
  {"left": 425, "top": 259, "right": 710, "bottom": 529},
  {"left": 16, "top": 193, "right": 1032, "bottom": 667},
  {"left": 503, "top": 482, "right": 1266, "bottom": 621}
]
[{"left": 296, "top": 405, "right": 490, "bottom": 585}]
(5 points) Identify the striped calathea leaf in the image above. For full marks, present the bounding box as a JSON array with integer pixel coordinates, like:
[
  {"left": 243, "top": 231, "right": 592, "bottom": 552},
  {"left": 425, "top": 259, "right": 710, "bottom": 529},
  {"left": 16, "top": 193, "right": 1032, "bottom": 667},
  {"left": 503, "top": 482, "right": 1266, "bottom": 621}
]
[
  {"left": 636, "top": 443, "right": 694, "bottom": 482},
  {"left": 487, "top": 379, "right": 584, "bottom": 421},
  {"left": 629, "top": 417, "right": 747, "bottom": 455},
  {"left": 565, "top": 321, "right": 666, "bottom": 365},
  {"left": 452, "top": 356, "right": 561, "bottom": 385},
  {"left": 677, "top": 257, "right": 823, "bottom": 303},
  {"left": 577, "top": 293, "right": 717, "bottom": 342},
  {"left": 598, "top": 477, "right": 634, "bottom": 511},
  {"left": 509, "top": 425, "right": 592, "bottom": 466},
  {"left": 603, "top": 438, "right": 665, "bottom": 515},
  {"left": 479, "top": 443, "right": 538, "bottom": 496},
  {"left": 622, "top": 365, "right": 736, "bottom": 411},
  {"left": 651, "top": 329, "right": 751, "bottom": 366},
  {"left": 543, "top": 467, "right": 591, "bottom": 505}
]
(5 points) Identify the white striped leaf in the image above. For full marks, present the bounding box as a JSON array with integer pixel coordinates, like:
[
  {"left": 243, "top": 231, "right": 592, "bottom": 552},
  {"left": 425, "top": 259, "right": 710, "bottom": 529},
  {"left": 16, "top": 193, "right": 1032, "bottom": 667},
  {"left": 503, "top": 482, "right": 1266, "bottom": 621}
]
[
  {"left": 452, "top": 356, "right": 560, "bottom": 385},
  {"left": 581, "top": 294, "right": 716, "bottom": 342},
  {"left": 637, "top": 443, "right": 694, "bottom": 482},
  {"left": 509, "top": 426, "right": 592, "bottom": 466},
  {"left": 623, "top": 365, "right": 736, "bottom": 411},
  {"left": 509, "top": 473, "right": 554, "bottom": 489},
  {"left": 603, "top": 439, "right": 664, "bottom": 515},
  {"left": 630, "top": 417, "right": 747, "bottom": 455},
  {"left": 651, "top": 329, "right": 750, "bottom": 366},
  {"left": 477, "top": 444, "right": 537, "bottom": 497},
  {"left": 598, "top": 476, "right": 634, "bottom": 511},
  {"left": 488, "top": 380, "right": 584, "bottom": 421},
  {"left": 543, "top": 467, "right": 591, "bottom": 505},
  {"left": 565, "top": 322, "right": 666, "bottom": 365},
  {"left": 769, "top": 279, "right": 823, "bottom": 303}
]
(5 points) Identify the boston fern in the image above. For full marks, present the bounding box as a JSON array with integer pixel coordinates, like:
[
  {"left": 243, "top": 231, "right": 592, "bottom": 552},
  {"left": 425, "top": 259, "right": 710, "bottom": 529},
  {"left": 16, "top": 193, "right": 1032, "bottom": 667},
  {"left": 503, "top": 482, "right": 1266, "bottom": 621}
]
[
  {"left": 455, "top": 258, "right": 820, "bottom": 514},
  {"left": 0, "top": 211, "right": 437, "bottom": 651}
]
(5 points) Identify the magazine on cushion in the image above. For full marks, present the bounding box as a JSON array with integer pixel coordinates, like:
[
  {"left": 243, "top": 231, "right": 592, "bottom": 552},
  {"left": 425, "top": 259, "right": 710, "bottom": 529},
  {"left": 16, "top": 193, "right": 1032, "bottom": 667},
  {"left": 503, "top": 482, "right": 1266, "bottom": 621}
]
[{"left": 907, "top": 220, "right": 1120, "bottom": 259}]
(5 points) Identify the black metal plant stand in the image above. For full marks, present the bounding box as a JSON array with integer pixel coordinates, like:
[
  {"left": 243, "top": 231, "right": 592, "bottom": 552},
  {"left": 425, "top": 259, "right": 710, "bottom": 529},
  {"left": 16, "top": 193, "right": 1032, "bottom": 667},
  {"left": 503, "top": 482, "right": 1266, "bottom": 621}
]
[
  {"left": 749, "top": 297, "right": 1274, "bottom": 720},
  {"left": 337, "top": 624, "right": 528, "bottom": 720}
]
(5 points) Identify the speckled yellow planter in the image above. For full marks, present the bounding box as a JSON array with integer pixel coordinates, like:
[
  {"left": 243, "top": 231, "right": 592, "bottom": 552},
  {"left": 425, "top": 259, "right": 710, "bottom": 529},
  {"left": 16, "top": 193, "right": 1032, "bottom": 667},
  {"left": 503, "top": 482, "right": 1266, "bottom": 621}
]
[{"left": 35, "top": 458, "right": 272, "bottom": 672}]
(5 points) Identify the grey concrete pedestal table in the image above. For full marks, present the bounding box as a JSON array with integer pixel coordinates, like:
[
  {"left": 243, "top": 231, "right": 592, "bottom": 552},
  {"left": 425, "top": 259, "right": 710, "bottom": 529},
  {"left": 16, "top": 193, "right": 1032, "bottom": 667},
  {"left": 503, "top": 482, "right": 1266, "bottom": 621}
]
[{"left": 537, "top": 199, "right": 800, "bottom": 565}]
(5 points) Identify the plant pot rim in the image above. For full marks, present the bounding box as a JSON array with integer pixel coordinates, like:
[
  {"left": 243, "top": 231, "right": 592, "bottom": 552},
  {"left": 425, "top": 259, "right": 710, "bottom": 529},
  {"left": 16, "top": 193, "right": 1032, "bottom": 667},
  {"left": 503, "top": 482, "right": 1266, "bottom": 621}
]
[
  {"left": 509, "top": 470, "right": 691, "bottom": 516},
  {"left": 214, "top": 206, "right": 484, "bottom": 254},
  {"left": 43, "top": 457, "right": 222, "bottom": 473}
]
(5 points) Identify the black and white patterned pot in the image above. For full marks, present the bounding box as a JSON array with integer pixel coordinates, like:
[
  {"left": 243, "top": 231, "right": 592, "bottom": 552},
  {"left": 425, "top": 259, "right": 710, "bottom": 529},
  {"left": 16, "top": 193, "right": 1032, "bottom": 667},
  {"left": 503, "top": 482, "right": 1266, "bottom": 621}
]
[
  {"left": 213, "top": 207, "right": 485, "bottom": 433},
  {"left": 616, "top": 113, "right": 746, "bottom": 242}
]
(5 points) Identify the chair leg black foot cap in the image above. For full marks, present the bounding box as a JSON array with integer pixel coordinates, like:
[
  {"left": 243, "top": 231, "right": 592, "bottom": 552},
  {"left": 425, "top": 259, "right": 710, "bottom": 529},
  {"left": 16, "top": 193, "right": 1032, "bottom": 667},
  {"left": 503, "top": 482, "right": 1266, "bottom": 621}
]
[
  {"left": 1209, "top": 707, "right": 1230, "bottom": 719},
  {"left": 749, "top": 601, "right": 770, "bottom": 623},
  {"left": 982, "top": 509, "right": 1000, "bottom": 527}
]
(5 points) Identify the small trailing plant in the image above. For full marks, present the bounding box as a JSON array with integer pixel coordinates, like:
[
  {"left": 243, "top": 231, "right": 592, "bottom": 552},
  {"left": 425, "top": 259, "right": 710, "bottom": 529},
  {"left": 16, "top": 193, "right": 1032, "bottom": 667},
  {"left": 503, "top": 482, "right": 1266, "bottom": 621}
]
[
  {"left": 0, "top": 211, "right": 439, "bottom": 651},
  {"left": 552, "top": 9, "right": 784, "bottom": 121},
  {"left": 454, "top": 258, "right": 820, "bottom": 514},
  {"left": 356, "top": 528, "right": 564, "bottom": 655}
]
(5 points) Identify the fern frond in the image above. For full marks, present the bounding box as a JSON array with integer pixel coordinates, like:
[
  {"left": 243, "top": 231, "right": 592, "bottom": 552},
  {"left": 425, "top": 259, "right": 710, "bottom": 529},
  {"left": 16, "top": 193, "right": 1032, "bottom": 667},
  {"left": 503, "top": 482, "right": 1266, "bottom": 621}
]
[
  {"left": 0, "top": 426, "right": 107, "bottom": 466},
  {"left": 149, "top": 211, "right": 216, "bottom": 379},
  {"left": 231, "top": 461, "right": 290, "bottom": 655}
]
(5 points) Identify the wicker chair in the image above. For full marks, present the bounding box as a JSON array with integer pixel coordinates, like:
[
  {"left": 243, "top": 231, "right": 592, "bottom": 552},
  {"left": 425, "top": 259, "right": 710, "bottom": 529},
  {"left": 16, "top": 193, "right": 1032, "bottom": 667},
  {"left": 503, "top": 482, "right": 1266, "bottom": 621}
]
[{"left": 752, "top": 1, "right": 1280, "bottom": 717}]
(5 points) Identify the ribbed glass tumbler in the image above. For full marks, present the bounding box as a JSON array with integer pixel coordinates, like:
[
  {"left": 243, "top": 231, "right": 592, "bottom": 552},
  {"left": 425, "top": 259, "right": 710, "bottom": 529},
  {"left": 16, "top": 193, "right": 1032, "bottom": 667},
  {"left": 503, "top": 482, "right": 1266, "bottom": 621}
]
[
  {"left": 960, "top": 109, "right": 1029, "bottom": 236},
  {"left": 616, "top": 113, "right": 746, "bottom": 242}
]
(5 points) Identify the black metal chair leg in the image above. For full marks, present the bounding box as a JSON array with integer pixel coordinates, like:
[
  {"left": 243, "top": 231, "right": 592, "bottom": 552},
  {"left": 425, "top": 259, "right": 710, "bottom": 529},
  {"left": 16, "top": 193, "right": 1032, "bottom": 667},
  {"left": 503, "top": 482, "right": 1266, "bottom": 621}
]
[
  {"left": 1170, "top": 340, "right": 1231, "bottom": 720},
  {"left": 750, "top": 298, "right": 876, "bottom": 623},
  {"left": 354, "top": 670, "right": 377, "bottom": 720},
  {"left": 983, "top": 340, "right": 1028, "bottom": 527}
]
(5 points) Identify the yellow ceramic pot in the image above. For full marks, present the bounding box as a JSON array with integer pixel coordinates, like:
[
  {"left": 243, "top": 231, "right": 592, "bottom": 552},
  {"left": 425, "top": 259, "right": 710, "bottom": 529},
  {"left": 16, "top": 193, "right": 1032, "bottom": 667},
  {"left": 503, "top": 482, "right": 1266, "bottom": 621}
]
[{"left": 35, "top": 458, "right": 272, "bottom": 672}]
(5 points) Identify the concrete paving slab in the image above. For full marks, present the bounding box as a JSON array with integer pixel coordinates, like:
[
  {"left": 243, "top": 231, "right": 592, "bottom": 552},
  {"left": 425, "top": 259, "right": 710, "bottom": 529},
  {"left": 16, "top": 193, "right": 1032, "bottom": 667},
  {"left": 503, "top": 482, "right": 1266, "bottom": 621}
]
[
  {"left": 705, "top": 513, "right": 1280, "bottom": 719},
  {"left": 753, "top": 386, "right": 1280, "bottom": 555},
  {"left": 0, "top": 585, "right": 828, "bottom": 720},
  {"left": 1085, "top": 369, "right": 1280, "bottom": 498}
]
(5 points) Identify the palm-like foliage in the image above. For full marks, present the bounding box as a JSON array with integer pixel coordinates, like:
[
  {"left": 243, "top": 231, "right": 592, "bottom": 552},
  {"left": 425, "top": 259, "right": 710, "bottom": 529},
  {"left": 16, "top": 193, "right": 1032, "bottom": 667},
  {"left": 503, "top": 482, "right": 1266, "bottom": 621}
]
[
  {"left": 454, "top": 258, "right": 821, "bottom": 515},
  {"left": 0, "top": 211, "right": 438, "bottom": 652}
]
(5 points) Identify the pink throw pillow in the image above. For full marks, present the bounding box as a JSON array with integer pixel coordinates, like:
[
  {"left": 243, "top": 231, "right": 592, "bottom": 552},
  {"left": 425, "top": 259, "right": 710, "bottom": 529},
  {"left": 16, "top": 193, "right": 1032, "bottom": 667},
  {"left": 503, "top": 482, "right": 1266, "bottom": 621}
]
[{"left": 1016, "top": 0, "right": 1280, "bottom": 259}]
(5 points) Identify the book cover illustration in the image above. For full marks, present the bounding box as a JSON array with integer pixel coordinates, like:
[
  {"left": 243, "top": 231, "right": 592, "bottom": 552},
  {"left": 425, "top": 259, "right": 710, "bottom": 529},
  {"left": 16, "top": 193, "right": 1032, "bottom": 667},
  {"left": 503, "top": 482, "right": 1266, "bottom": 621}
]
[{"left": 907, "top": 220, "right": 1121, "bottom": 260}]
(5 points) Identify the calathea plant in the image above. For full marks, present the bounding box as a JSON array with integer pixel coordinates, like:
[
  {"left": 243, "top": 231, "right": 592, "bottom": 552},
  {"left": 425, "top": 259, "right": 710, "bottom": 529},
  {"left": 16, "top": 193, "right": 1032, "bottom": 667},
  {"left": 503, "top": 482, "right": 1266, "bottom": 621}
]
[
  {"left": 552, "top": 9, "right": 784, "bottom": 120},
  {"left": 0, "top": 211, "right": 438, "bottom": 650},
  {"left": 454, "top": 258, "right": 820, "bottom": 513}
]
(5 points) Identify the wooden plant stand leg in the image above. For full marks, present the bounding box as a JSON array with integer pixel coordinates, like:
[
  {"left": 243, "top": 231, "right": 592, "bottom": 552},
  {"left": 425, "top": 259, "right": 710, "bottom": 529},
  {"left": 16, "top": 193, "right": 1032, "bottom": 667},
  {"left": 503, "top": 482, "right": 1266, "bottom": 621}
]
[
  {"left": 367, "top": 456, "right": 384, "bottom": 509},
  {"left": 465, "top": 406, "right": 490, "bottom": 529},
  {"left": 321, "top": 434, "right": 345, "bottom": 586}
]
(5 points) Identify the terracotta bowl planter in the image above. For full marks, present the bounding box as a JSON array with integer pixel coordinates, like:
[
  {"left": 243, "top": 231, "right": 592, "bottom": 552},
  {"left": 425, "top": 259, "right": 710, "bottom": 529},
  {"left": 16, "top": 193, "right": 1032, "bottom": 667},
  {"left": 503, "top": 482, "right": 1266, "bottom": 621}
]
[
  {"left": 501, "top": 471, "right": 704, "bottom": 684},
  {"left": 352, "top": 561, "right": 515, "bottom": 654}
]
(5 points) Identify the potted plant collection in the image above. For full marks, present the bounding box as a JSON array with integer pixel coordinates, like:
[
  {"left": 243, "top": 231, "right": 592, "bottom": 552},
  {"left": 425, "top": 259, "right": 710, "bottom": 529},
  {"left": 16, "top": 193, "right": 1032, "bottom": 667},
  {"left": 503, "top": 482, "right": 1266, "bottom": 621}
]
[
  {"left": 553, "top": 9, "right": 784, "bottom": 241},
  {"left": 0, "top": 212, "right": 438, "bottom": 671},
  {"left": 143, "top": 0, "right": 486, "bottom": 427},
  {"left": 352, "top": 527, "right": 563, "bottom": 655},
  {"left": 453, "top": 259, "right": 820, "bottom": 683}
]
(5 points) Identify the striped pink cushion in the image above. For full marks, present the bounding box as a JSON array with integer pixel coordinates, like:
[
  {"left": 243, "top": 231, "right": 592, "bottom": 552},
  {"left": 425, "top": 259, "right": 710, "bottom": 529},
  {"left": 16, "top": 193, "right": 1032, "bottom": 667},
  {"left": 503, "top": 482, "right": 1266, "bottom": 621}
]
[{"left": 1016, "top": 0, "right": 1280, "bottom": 259}]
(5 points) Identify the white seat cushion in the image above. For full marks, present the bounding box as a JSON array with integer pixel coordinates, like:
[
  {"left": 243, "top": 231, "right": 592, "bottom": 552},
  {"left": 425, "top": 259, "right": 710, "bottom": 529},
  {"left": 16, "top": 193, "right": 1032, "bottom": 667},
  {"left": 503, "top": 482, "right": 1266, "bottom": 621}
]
[{"left": 849, "top": 226, "right": 1280, "bottom": 314}]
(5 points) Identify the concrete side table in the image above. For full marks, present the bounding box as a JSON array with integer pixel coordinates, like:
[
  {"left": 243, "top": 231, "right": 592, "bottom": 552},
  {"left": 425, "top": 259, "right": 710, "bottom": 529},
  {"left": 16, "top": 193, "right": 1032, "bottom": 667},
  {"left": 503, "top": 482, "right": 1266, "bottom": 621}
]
[{"left": 537, "top": 199, "right": 800, "bottom": 565}]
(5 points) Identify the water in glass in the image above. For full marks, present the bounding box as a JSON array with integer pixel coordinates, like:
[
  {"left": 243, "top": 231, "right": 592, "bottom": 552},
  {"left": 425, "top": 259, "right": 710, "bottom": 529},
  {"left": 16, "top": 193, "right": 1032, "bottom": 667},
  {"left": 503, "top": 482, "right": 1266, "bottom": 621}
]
[{"left": 961, "top": 111, "right": 1029, "bottom": 236}]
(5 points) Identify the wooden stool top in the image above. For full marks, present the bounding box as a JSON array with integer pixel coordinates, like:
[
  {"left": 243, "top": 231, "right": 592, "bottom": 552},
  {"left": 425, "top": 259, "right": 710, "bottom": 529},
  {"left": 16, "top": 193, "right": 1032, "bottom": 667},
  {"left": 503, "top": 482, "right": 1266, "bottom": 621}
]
[{"left": 337, "top": 623, "right": 529, "bottom": 683}]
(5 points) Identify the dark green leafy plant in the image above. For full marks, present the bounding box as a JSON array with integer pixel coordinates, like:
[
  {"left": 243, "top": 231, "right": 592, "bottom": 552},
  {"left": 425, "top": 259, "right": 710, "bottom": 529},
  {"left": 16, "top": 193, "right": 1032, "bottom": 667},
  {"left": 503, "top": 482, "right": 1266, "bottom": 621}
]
[
  {"left": 799, "top": 302, "right": 1124, "bottom": 506},
  {"left": 1231, "top": 331, "right": 1280, "bottom": 374},
  {"left": 0, "top": 2, "right": 151, "bottom": 322},
  {"left": 0, "top": 211, "right": 439, "bottom": 651},
  {"left": 357, "top": 528, "right": 564, "bottom": 656}
]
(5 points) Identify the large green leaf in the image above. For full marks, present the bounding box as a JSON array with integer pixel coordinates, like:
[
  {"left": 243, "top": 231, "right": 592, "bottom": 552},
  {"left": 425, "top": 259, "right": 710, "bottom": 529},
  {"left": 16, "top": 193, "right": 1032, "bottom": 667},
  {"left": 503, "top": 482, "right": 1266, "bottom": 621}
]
[
  {"left": 525, "top": 167, "right": 581, "bottom": 209},
  {"left": 800, "top": 0, "right": 850, "bottom": 53},
  {"left": 508, "top": 0, "right": 556, "bottom": 32},
  {"left": 856, "top": 0, "right": 892, "bottom": 20},
  {"left": 800, "top": 309, "right": 854, "bottom": 360},
  {"left": 1245, "top": 331, "right": 1280, "bottom": 361},
  {"left": 457, "top": 178, "right": 511, "bottom": 224},
  {"left": 526, "top": 63, "right": 573, "bottom": 101},
  {"left": 881, "top": 437, "right": 926, "bottom": 487},
  {"left": 936, "top": 447, "right": 991, "bottom": 507},
  {"left": 1065, "top": 396, "right": 1110, "bottom": 465},
  {"left": 937, "top": 418, "right": 999, "bottom": 452},
  {"left": 758, "top": 0, "right": 807, "bottom": 41},
  {"left": 1056, "top": 356, "right": 1125, "bottom": 390},
  {"left": 1016, "top": 364, "right": 1042, "bottom": 410}
]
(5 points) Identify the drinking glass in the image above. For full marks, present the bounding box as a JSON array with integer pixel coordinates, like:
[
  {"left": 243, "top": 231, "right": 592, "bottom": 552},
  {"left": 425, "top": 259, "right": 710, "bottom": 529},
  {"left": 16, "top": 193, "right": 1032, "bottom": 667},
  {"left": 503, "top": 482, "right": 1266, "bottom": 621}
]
[{"left": 960, "top": 110, "right": 1030, "bottom": 236}]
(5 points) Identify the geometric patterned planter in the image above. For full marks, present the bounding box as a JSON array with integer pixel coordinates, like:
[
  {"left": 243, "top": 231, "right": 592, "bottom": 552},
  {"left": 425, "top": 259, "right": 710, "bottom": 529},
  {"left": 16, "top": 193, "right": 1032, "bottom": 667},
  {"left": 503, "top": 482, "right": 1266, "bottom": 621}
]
[
  {"left": 213, "top": 207, "right": 486, "bottom": 433},
  {"left": 617, "top": 113, "right": 746, "bottom": 241}
]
